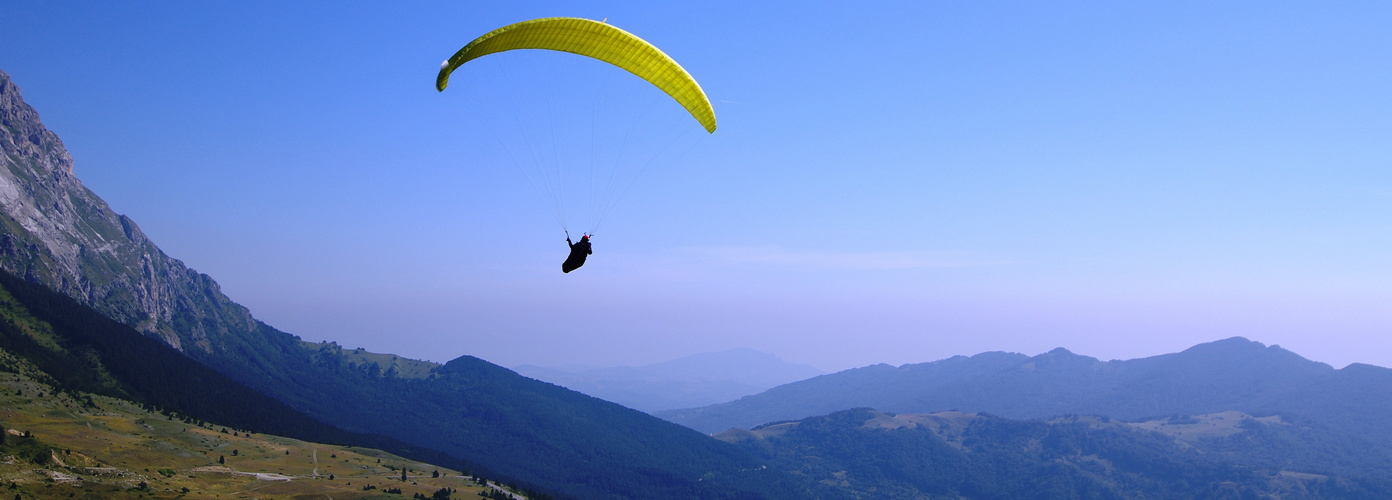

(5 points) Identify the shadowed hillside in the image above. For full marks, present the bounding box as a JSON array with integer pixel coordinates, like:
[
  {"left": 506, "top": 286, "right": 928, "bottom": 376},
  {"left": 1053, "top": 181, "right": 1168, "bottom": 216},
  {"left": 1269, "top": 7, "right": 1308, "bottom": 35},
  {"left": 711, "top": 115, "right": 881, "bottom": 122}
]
[
  {"left": 0, "top": 270, "right": 475, "bottom": 469},
  {"left": 0, "top": 369, "right": 497, "bottom": 500}
]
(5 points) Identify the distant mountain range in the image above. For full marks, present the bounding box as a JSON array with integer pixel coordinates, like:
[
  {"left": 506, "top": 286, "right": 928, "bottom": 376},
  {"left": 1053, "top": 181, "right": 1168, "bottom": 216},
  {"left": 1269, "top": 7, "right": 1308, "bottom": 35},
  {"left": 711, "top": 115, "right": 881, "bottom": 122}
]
[
  {"left": 656, "top": 338, "right": 1392, "bottom": 439},
  {"left": 514, "top": 348, "right": 822, "bottom": 412},
  {"left": 677, "top": 340, "right": 1392, "bottom": 497}
]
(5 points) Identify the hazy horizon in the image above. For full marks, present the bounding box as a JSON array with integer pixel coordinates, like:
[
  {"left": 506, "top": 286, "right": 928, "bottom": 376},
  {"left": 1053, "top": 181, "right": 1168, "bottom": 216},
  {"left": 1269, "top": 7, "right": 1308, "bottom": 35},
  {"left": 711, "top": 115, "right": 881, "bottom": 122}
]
[{"left": 3, "top": 2, "right": 1389, "bottom": 373}]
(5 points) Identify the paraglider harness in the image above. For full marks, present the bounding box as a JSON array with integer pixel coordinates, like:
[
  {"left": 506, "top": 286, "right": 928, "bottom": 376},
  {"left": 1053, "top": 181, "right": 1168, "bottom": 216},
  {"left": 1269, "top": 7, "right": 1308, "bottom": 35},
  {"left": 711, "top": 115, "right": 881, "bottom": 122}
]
[{"left": 562, "top": 231, "right": 592, "bottom": 273}]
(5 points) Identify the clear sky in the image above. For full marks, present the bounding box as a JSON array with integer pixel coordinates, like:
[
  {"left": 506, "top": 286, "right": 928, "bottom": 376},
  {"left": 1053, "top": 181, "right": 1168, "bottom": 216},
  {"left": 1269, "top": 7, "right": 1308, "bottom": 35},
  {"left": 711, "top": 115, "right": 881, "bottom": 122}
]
[{"left": 3, "top": 1, "right": 1390, "bottom": 372}]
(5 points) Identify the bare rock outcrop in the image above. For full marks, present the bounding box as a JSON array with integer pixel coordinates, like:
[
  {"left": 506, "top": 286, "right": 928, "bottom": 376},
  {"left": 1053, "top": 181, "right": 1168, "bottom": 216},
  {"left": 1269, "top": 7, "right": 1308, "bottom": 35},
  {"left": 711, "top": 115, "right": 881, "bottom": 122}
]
[{"left": 0, "top": 69, "right": 258, "bottom": 357}]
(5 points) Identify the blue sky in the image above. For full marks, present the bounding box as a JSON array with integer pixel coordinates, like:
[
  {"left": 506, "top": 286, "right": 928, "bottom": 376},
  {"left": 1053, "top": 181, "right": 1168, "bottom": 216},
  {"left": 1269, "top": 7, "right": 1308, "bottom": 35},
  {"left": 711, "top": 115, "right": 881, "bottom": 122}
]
[{"left": 3, "top": 1, "right": 1390, "bottom": 372}]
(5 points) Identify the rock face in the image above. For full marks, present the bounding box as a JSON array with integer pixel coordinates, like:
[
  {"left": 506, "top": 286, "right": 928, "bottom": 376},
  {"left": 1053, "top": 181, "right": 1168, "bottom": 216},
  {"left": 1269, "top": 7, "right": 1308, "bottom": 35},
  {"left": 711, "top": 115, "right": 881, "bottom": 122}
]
[{"left": 0, "top": 69, "right": 254, "bottom": 355}]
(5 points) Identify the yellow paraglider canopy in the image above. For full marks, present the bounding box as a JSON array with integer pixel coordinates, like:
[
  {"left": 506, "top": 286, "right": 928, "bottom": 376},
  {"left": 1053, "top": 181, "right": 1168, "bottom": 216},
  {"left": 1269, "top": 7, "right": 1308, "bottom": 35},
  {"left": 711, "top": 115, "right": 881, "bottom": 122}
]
[{"left": 437, "top": 17, "right": 716, "bottom": 133}]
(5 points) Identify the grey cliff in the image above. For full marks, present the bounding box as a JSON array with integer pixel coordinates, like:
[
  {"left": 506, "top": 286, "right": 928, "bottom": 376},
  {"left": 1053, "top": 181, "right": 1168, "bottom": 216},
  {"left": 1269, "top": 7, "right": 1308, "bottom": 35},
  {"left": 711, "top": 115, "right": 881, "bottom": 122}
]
[{"left": 0, "top": 69, "right": 256, "bottom": 357}]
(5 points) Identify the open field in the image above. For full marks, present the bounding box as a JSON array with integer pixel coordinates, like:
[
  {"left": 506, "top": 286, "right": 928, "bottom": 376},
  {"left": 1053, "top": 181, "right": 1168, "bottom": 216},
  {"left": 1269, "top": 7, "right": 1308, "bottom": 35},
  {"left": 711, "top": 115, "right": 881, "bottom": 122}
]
[
  {"left": 1127, "top": 410, "right": 1285, "bottom": 441},
  {"left": 0, "top": 371, "right": 512, "bottom": 499}
]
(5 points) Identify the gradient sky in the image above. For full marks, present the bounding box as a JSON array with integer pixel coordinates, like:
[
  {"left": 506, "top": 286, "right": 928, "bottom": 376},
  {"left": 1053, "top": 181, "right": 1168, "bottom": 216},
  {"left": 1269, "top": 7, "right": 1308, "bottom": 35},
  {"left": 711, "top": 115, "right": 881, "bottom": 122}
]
[{"left": 3, "top": 1, "right": 1389, "bottom": 372}]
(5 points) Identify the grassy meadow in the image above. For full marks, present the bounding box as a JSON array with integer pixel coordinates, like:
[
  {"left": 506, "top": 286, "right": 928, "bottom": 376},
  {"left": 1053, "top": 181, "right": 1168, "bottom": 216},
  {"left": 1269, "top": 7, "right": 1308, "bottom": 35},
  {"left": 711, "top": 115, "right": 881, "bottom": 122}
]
[{"left": 0, "top": 371, "right": 508, "bottom": 499}]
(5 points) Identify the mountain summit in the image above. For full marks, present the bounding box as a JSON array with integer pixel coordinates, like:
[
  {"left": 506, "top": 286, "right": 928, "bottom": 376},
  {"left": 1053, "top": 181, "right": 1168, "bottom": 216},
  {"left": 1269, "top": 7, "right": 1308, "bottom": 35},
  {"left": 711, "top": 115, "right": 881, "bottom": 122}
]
[{"left": 1, "top": 69, "right": 254, "bottom": 354}]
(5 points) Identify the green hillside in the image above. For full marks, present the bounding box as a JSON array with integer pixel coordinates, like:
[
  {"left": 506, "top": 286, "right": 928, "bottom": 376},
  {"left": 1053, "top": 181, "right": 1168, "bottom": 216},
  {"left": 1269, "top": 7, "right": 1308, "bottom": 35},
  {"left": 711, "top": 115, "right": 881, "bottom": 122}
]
[
  {"left": 0, "top": 270, "right": 488, "bottom": 474},
  {"left": 0, "top": 368, "right": 501, "bottom": 499}
]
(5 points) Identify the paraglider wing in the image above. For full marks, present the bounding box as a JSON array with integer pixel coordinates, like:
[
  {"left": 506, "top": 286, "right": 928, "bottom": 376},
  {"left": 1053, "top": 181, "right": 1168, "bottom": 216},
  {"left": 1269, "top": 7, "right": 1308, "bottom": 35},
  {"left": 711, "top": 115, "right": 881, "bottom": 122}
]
[{"left": 437, "top": 17, "right": 717, "bottom": 133}]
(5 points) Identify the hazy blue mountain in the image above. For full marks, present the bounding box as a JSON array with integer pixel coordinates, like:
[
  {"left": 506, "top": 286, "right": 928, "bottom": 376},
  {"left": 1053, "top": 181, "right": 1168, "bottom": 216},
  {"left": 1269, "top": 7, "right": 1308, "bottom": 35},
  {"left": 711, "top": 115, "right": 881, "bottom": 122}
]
[
  {"left": 514, "top": 348, "right": 823, "bottom": 412},
  {"left": 0, "top": 69, "right": 818, "bottom": 500},
  {"left": 718, "top": 408, "right": 1392, "bottom": 499},
  {"left": 656, "top": 338, "right": 1383, "bottom": 436}
]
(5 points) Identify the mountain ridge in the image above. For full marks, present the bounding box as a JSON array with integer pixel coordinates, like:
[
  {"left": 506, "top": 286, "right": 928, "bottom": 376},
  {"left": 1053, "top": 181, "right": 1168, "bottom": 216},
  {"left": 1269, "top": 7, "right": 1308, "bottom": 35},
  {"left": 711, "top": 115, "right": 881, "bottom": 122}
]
[
  {"left": 0, "top": 267, "right": 530, "bottom": 498},
  {"left": 655, "top": 337, "right": 1376, "bottom": 436},
  {"left": 0, "top": 268, "right": 486, "bottom": 478},
  {"left": 1, "top": 69, "right": 259, "bottom": 357}
]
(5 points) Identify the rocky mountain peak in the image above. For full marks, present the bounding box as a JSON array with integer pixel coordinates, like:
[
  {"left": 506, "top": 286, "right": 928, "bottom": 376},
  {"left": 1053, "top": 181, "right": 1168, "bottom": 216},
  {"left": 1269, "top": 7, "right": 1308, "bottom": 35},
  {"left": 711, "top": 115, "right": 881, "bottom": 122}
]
[
  {"left": 0, "top": 69, "right": 257, "bottom": 358},
  {"left": 0, "top": 69, "right": 74, "bottom": 177}
]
